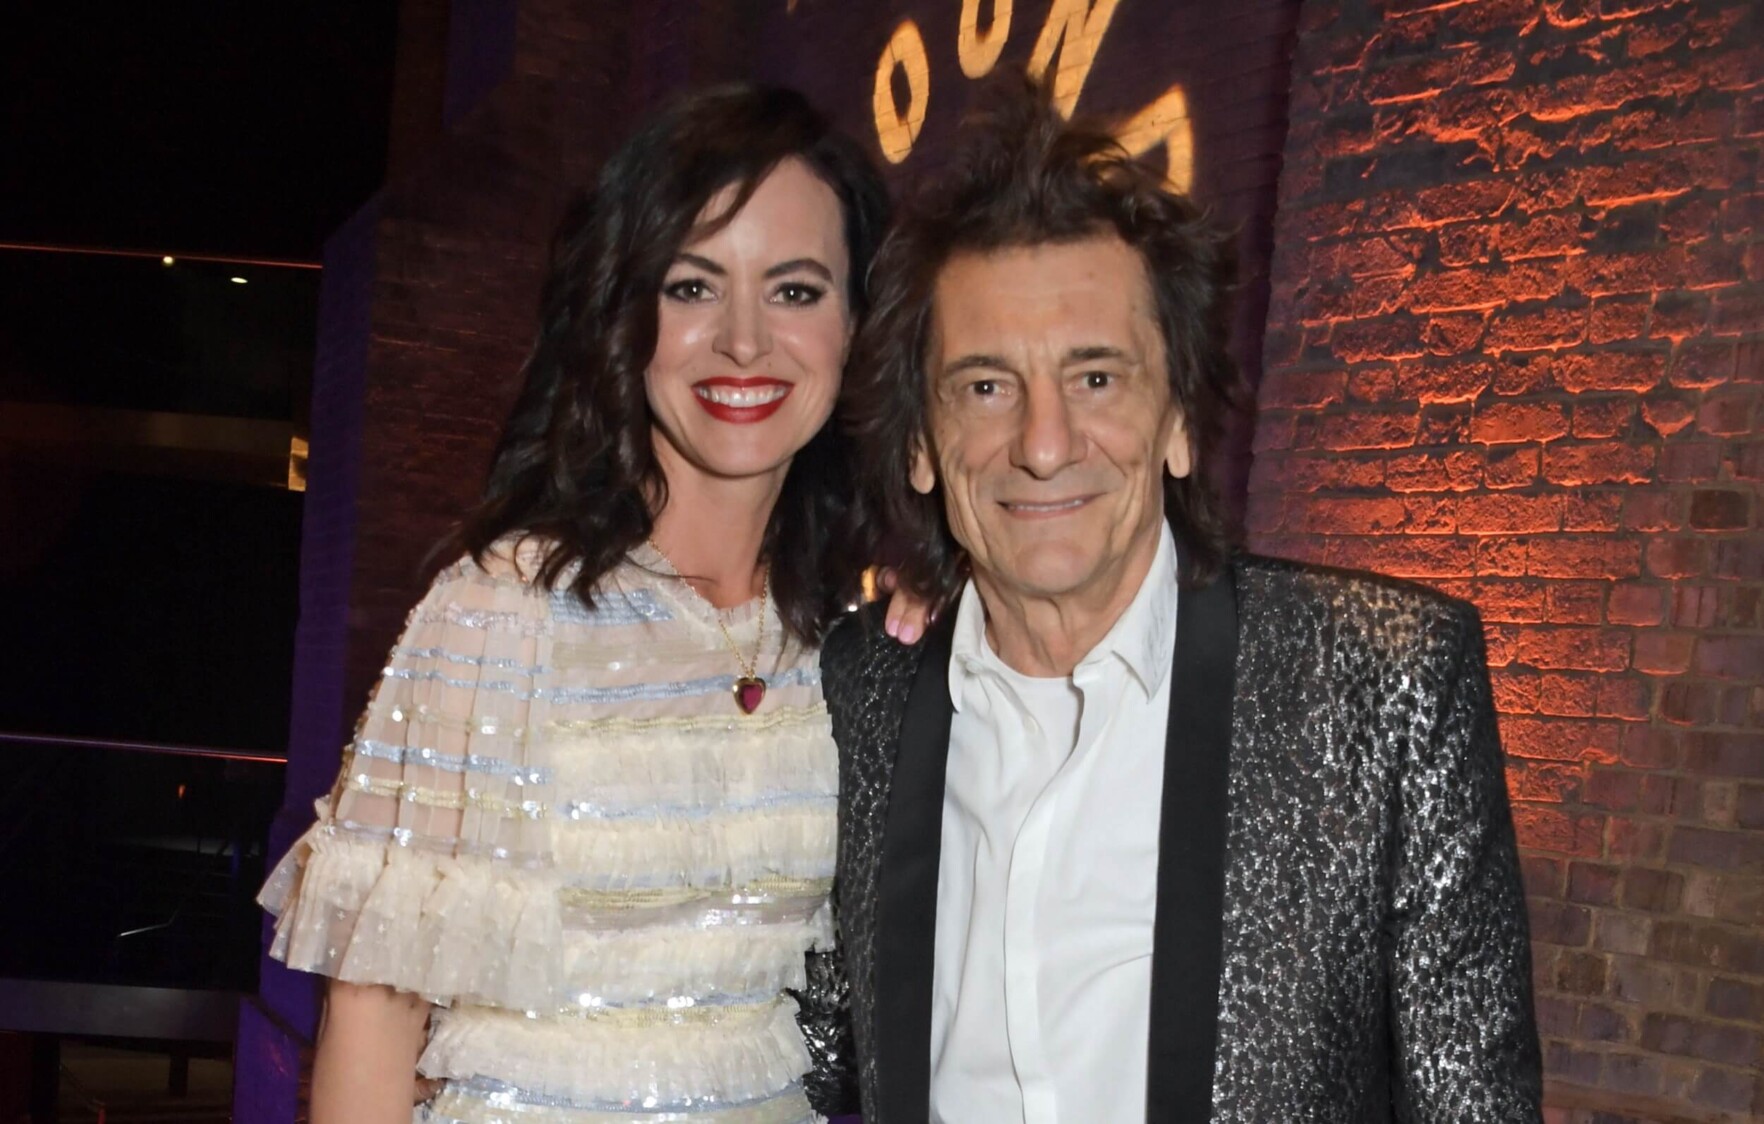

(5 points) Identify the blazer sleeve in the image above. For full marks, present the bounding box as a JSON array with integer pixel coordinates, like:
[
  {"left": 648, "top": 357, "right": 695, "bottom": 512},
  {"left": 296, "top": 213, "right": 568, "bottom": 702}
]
[
  {"left": 788, "top": 609, "right": 870, "bottom": 1118},
  {"left": 791, "top": 931, "right": 860, "bottom": 1116},
  {"left": 1390, "top": 603, "right": 1544, "bottom": 1122}
]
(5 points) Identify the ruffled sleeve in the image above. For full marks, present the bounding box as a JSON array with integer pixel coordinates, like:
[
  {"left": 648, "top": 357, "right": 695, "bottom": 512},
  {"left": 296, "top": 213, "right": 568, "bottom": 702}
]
[{"left": 258, "top": 546, "right": 562, "bottom": 1011}]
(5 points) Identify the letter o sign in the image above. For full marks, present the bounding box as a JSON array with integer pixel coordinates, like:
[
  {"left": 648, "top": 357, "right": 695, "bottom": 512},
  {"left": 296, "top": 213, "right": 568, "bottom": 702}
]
[{"left": 873, "top": 20, "right": 930, "bottom": 164}]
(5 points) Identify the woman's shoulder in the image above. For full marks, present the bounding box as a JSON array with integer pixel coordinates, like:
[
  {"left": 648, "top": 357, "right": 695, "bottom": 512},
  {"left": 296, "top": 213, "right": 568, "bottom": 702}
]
[
  {"left": 431, "top": 534, "right": 570, "bottom": 592},
  {"left": 404, "top": 535, "right": 573, "bottom": 636}
]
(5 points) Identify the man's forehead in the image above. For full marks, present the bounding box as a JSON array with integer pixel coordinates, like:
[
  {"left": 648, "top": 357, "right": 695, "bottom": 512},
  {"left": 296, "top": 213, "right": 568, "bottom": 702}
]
[{"left": 927, "top": 237, "right": 1160, "bottom": 358}]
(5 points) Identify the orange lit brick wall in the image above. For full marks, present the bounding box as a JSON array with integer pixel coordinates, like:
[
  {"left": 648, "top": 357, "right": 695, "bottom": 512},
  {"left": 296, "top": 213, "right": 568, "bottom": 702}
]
[{"left": 1247, "top": 0, "right": 1762, "bottom": 1119}]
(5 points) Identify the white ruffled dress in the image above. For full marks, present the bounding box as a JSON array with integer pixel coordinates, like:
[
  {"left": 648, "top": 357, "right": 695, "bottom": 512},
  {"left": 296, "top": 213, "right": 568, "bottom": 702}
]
[{"left": 260, "top": 542, "right": 835, "bottom": 1124}]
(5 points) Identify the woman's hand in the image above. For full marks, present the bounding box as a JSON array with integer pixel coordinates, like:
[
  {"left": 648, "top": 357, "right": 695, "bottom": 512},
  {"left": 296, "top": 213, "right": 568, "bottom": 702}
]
[
  {"left": 879, "top": 567, "right": 939, "bottom": 645},
  {"left": 310, "top": 979, "right": 432, "bottom": 1124}
]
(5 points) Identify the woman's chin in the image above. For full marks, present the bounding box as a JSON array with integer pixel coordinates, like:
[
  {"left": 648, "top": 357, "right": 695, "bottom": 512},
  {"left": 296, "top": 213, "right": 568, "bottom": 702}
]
[{"left": 666, "top": 448, "right": 799, "bottom": 491}]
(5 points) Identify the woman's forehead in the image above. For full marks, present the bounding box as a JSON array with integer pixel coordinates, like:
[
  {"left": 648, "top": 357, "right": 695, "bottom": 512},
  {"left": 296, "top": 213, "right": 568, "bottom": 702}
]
[{"left": 682, "top": 158, "right": 848, "bottom": 264}]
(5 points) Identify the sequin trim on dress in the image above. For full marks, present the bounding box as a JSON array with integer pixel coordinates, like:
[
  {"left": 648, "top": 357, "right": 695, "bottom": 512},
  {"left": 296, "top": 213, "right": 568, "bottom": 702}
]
[
  {"left": 422, "top": 1077, "right": 816, "bottom": 1124},
  {"left": 413, "top": 604, "right": 549, "bottom": 636},
  {"left": 345, "top": 775, "right": 548, "bottom": 820},
  {"left": 557, "top": 877, "right": 832, "bottom": 913},
  {"left": 380, "top": 666, "right": 539, "bottom": 697},
  {"left": 353, "top": 739, "right": 552, "bottom": 784},
  {"left": 418, "top": 997, "right": 815, "bottom": 1113},
  {"left": 549, "top": 704, "right": 826, "bottom": 735},
  {"left": 550, "top": 588, "right": 674, "bottom": 626},
  {"left": 378, "top": 664, "right": 818, "bottom": 704},
  {"left": 392, "top": 645, "right": 548, "bottom": 677},
  {"left": 546, "top": 666, "right": 819, "bottom": 706},
  {"left": 326, "top": 819, "right": 550, "bottom": 866},
  {"left": 560, "top": 792, "right": 835, "bottom": 822},
  {"left": 440, "top": 1074, "right": 811, "bottom": 1114}
]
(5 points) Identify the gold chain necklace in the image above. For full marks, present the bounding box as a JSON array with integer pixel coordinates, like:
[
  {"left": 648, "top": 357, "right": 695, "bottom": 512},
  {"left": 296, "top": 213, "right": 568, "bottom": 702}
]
[{"left": 645, "top": 539, "right": 769, "bottom": 714}]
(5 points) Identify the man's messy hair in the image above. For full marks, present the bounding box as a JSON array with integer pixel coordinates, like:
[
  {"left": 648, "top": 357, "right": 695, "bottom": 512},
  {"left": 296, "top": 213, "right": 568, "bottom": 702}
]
[{"left": 842, "top": 77, "right": 1244, "bottom": 602}]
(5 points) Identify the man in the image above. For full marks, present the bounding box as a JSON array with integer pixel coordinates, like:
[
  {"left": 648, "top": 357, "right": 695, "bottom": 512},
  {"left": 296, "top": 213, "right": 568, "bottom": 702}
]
[{"left": 814, "top": 85, "right": 1542, "bottom": 1122}]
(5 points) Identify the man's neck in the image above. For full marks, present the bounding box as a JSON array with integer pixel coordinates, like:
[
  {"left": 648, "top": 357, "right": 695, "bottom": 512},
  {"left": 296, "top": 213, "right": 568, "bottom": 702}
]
[{"left": 975, "top": 526, "right": 1164, "bottom": 678}]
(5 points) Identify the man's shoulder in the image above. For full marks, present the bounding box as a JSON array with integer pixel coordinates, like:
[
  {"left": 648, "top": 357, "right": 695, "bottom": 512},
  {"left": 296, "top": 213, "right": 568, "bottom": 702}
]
[
  {"left": 821, "top": 601, "right": 936, "bottom": 694},
  {"left": 821, "top": 603, "right": 941, "bottom": 777},
  {"left": 1235, "top": 552, "right": 1475, "bottom": 614},
  {"left": 1234, "top": 553, "right": 1482, "bottom": 657}
]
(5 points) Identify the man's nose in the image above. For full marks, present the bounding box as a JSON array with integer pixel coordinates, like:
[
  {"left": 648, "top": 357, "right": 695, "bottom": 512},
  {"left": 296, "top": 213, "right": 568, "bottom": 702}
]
[
  {"left": 1010, "top": 378, "right": 1082, "bottom": 479},
  {"left": 712, "top": 291, "right": 772, "bottom": 367}
]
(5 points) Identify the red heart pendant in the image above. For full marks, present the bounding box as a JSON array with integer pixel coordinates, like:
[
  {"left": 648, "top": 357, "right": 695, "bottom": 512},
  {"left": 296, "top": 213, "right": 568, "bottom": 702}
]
[{"left": 733, "top": 676, "right": 766, "bottom": 715}]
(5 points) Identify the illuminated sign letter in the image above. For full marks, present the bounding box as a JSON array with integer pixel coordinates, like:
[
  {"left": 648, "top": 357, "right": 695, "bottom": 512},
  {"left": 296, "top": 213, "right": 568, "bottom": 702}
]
[
  {"left": 1028, "top": 0, "right": 1123, "bottom": 117},
  {"left": 873, "top": 20, "right": 931, "bottom": 164},
  {"left": 958, "top": 0, "right": 1013, "bottom": 79},
  {"left": 1116, "top": 84, "right": 1195, "bottom": 193}
]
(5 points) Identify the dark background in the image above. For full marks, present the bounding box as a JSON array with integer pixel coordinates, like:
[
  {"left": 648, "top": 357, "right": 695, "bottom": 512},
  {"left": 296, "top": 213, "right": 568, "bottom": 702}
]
[
  {"left": 3, "top": 3, "right": 398, "bottom": 259},
  {"left": 0, "top": 2, "right": 399, "bottom": 750}
]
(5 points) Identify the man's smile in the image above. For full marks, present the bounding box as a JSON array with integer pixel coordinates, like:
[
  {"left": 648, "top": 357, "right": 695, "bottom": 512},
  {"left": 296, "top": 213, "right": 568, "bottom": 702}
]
[{"left": 998, "top": 495, "right": 1097, "bottom": 517}]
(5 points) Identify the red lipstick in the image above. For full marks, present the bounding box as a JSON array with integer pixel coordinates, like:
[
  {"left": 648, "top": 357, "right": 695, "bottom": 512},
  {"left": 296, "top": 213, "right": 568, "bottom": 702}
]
[{"left": 691, "top": 377, "right": 793, "bottom": 423}]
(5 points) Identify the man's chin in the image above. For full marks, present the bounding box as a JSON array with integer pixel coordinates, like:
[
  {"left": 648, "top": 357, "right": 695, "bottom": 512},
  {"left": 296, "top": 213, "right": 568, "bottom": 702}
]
[{"left": 976, "top": 550, "right": 1111, "bottom": 603}]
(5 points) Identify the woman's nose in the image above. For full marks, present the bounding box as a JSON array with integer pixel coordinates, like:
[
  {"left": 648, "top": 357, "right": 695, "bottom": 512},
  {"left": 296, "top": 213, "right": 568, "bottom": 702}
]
[{"left": 712, "top": 291, "right": 772, "bottom": 367}]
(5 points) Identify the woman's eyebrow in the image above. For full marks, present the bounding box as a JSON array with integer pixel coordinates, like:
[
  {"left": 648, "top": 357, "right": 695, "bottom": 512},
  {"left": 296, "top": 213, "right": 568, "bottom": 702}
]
[
  {"left": 764, "top": 258, "right": 835, "bottom": 282},
  {"left": 672, "top": 251, "right": 725, "bottom": 275}
]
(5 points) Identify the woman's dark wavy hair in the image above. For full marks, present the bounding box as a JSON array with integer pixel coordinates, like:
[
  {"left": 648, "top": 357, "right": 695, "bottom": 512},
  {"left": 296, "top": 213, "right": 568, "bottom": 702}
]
[
  {"left": 445, "top": 84, "right": 889, "bottom": 644},
  {"left": 843, "top": 79, "right": 1243, "bottom": 602}
]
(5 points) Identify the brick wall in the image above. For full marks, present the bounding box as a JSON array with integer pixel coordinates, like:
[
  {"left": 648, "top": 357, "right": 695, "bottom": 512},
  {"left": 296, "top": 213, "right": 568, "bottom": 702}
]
[{"left": 1247, "top": 0, "right": 1763, "bottom": 1119}]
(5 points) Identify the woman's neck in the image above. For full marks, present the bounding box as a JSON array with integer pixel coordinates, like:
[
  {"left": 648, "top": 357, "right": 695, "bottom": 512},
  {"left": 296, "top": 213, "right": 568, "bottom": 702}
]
[{"left": 647, "top": 471, "right": 782, "bottom": 609}]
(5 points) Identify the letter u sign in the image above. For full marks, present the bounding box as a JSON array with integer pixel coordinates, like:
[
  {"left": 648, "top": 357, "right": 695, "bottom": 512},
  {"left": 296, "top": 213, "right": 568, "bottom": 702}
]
[{"left": 870, "top": 0, "right": 1194, "bottom": 192}]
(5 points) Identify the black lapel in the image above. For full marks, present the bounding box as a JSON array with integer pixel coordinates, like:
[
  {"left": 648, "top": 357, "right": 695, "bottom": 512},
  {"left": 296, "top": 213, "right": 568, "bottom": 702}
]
[
  {"left": 1145, "top": 562, "right": 1239, "bottom": 1122},
  {"left": 874, "top": 616, "right": 955, "bottom": 1124}
]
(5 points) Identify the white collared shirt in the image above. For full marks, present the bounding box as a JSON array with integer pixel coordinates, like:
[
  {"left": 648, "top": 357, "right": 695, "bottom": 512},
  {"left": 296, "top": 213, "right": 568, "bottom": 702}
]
[{"left": 929, "top": 525, "right": 1178, "bottom": 1124}]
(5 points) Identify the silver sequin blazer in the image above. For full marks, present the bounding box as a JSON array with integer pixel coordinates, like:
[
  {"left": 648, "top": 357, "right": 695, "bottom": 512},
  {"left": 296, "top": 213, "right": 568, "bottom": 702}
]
[{"left": 800, "top": 554, "right": 1543, "bottom": 1123}]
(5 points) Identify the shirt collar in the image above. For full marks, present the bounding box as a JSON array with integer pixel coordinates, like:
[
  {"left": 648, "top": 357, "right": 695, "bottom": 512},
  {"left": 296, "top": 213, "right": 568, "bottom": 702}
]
[{"left": 947, "top": 522, "right": 1179, "bottom": 709}]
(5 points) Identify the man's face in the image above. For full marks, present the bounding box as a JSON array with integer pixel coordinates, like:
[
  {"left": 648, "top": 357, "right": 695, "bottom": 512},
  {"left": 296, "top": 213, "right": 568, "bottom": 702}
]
[{"left": 913, "top": 235, "right": 1191, "bottom": 605}]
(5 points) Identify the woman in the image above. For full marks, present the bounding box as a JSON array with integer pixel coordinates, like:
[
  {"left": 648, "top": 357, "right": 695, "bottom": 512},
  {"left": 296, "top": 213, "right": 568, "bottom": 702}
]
[{"left": 259, "top": 85, "right": 886, "bottom": 1124}]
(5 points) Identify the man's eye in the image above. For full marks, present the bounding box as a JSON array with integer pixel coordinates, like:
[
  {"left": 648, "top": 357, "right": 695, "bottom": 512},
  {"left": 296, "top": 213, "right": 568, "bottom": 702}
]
[
  {"left": 663, "top": 279, "right": 712, "bottom": 302},
  {"left": 970, "top": 379, "right": 999, "bottom": 397},
  {"left": 774, "top": 282, "right": 826, "bottom": 306},
  {"left": 1083, "top": 371, "right": 1112, "bottom": 389}
]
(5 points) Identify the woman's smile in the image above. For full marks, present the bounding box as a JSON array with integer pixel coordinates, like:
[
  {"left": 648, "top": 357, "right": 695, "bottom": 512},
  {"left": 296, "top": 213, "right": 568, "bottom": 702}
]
[{"left": 691, "top": 376, "right": 793, "bottom": 421}]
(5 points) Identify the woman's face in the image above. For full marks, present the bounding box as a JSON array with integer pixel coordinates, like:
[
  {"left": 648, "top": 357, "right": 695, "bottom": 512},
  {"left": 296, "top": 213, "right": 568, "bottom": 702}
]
[{"left": 645, "top": 157, "right": 853, "bottom": 503}]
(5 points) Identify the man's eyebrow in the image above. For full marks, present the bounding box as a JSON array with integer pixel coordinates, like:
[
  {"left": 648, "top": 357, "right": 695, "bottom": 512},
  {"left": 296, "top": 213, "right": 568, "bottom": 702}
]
[
  {"left": 940, "top": 353, "right": 1015, "bottom": 378},
  {"left": 764, "top": 258, "right": 835, "bottom": 282},
  {"left": 672, "top": 252, "right": 726, "bottom": 276},
  {"left": 1066, "top": 345, "right": 1133, "bottom": 364},
  {"left": 937, "top": 346, "right": 1136, "bottom": 378}
]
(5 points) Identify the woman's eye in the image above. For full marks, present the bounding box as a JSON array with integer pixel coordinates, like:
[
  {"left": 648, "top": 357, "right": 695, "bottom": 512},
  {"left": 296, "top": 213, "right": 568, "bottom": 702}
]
[
  {"left": 774, "top": 282, "right": 826, "bottom": 306},
  {"left": 663, "top": 278, "right": 712, "bottom": 302}
]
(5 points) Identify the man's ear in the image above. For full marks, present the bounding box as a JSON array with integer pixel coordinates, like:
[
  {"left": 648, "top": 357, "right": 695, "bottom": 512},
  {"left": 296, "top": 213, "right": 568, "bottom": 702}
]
[
  {"left": 1165, "top": 413, "right": 1193, "bottom": 479},
  {"left": 910, "top": 440, "right": 937, "bottom": 495}
]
